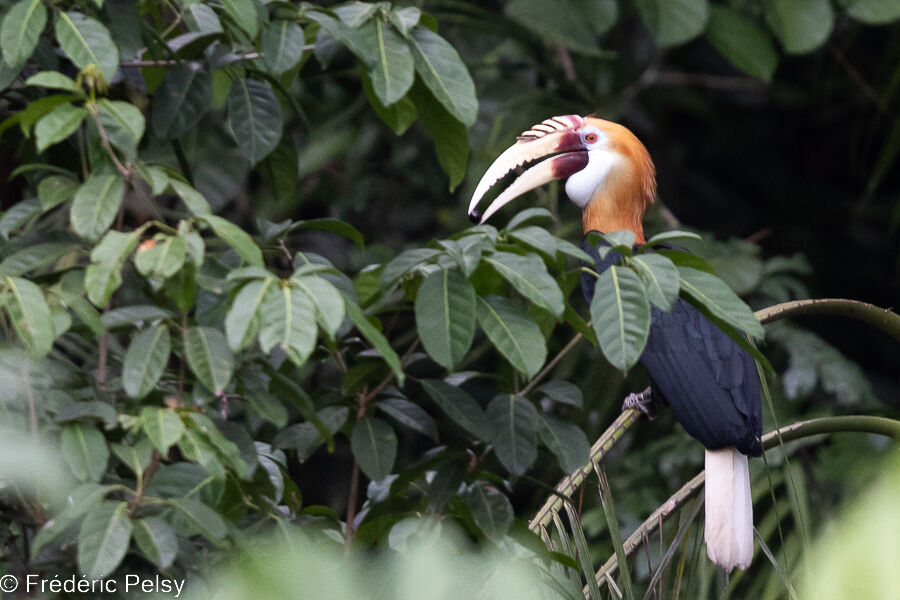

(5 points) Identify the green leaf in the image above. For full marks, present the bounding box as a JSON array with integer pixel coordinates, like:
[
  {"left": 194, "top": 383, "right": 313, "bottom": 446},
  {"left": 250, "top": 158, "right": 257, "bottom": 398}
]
[
  {"left": 366, "top": 18, "right": 414, "bottom": 105},
  {"left": 225, "top": 277, "right": 274, "bottom": 351},
  {"left": 589, "top": 265, "right": 651, "bottom": 372},
  {"left": 71, "top": 174, "right": 124, "bottom": 241},
  {"left": 464, "top": 483, "right": 513, "bottom": 541},
  {"left": 221, "top": 0, "right": 259, "bottom": 38},
  {"left": 421, "top": 379, "right": 489, "bottom": 440},
  {"left": 78, "top": 501, "right": 132, "bottom": 578},
  {"left": 389, "top": 7, "right": 421, "bottom": 35},
  {"left": 1, "top": 0, "right": 47, "bottom": 68},
  {"left": 61, "top": 423, "right": 109, "bottom": 482},
  {"left": 184, "top": 326, "right": 234, "bottom": 394},
  {"left": 168, "top": 497, "right": 227, "bottom": 540},
  {"left": 151, "top": 67, "right": 212, "bottom": 140},
  {"left": 635, "top": 0, "right": 709, "bottom": 47},
  {"left": 272, "top": 406, "right": 348, "bottom": 459},
  {"left": 508, "top": 226, "right": 559, "bottom": 257},
  {"left": 536, "top": 381, "right": 583, "bottom": 408},
  {"left": 178, "top": 429, "right": 225, "bottom": 479},
  {"left": 362, "top": 71, "right": 417, "bottom": 135},
  {"left": 294, "top": 218, "right": 365, "bottom": 249},
  {"left": 85, "top": 229, "right": 142, "bottom": 306},
  {"left": 122, "top": 325, "right": 171, "bottom": 398},
  {"left": 258, "top": 281, "right": 318, "bottom": 366},
  {"left": 133, "top": 517, "right": 177, "bottom": 569},
  {"left": 344, "top": 299, "right": 404, "bottom": 385},
  {"left": 55, "top": 11, "right": 119, "bottom": 82},
  {"left": 140, "top": 406, "right": 185, "bottom": 454},
  {"left": 487, "top": 395, "right": 538, "bottom": 475},
  {"left": 408, "top": 79, "right": 468, "bottom": 191},
  {"left": 506, "top": 0, "right": 600, "bottom": 53},
  {"left": 244, "top": 389, "right": 288, "bottom": 428},
  {"left": 537, "top": 413, "right": 591, "bottom": 472},
  {"left": 476, "top": 295, "right": 547, "bottom": 379},
  {"left": 262, "top": 19, "right": 305, "bottom": 75},
  {"left": 170, "top": 179, "right": 212, "bottom": 215},
  {"left": 380, "top": 247, "right": 441, "bottom": 287},
  {"left": 485, "top": 251, "right": 564, "bottom": 317},
  {"left": 630, "top": 254, "right": 680, "bottom": 311},
  {"left": 31, "top": 483, "right": 115, "bottom": 557},
  {"left": 37, "top": 174, "right": 78, "bottom": 209},
  {"left": 642, "top": 229, "right": 703, "bottom": 248},
  {"left": 34, "top": 103, "right": 87, "bottom": 152},
  {"left": 101, "top": 305, "right": 171, "bottom": 329},
  {"left": 414, "top": 268, "right": 476, "bottom": 371},
  {"left": 200, "top": 214, "right": 263, "bottom": 266},
  {"left": 351, "top": 417, "right": 397, "bottom": 481},
  {"left": 3, "top": 276, "right": 54, "bottom": 356},
  {"left": 227, "top": 78, "right": 283, "bottom": 165},
  {"left": 0, "top": 242, "right": 70, "bottom": 278},
  {"left": 764, "top": 0, "right": 833, "bottom": 54},
  {"left": 677, "top": 266, "right": 764, "bottom": 338},
  {"left": 377, "top": 397, "right": 438, "bottom": 440},
  {"left": 292, "top": 275, "right": 346, "bottom": 338},
  {"left": 95, "top": 99, "right": 145, "bottom": 159},
  {"left": 408, "top": 27, "right": 478, "bottom": 127},
  {"left": 837, "top": 0, "right": 900, "bottom": 24},
  {"left": 707, "top": 5, "right": 778, "bottom": 80}
]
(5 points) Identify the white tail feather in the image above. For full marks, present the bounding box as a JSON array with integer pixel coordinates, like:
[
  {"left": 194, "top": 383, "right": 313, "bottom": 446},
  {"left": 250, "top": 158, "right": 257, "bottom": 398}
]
[{"left": 704, "top": 447, "right": 753, "bottom": 571}]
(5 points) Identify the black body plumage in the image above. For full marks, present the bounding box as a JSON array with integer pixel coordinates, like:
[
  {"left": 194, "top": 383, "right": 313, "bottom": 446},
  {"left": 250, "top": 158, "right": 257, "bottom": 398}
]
[{"left": 581, "top": 237, "right": 762, "bottom": 456}]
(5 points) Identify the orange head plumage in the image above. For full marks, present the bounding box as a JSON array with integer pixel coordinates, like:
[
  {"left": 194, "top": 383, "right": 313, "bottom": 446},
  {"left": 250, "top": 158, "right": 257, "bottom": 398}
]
[{"left": 468, "top": 115, "right": 656, "bottom": 243}]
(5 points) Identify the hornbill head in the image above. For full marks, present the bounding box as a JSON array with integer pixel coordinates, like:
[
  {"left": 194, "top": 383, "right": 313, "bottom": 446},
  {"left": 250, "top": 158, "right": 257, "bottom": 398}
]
[{"left": 468, "top": 115, "right": 656, "bottom": 243}]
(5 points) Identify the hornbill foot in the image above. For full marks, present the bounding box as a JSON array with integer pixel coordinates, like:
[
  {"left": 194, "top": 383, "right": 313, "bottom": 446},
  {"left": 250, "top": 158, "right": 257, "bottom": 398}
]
[{"left": 622, "top": 387, "right": 657, "bottom": 420}]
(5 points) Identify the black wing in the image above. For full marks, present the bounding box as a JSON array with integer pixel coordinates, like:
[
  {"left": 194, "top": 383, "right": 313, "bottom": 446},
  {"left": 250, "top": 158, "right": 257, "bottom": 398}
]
[{"left": 581, "top": 240, "right": 762, "bottom": 456}]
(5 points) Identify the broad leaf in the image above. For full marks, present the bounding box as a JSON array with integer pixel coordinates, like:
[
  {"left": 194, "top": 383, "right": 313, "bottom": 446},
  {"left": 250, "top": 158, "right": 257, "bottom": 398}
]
[
  {"left": 635, "top": 0, "right": 709, "bottom": 47},
  {"left": 362, "top": 71, "right": 417, "bottom": 135},
  {"left": 408, "top": 80, "right": 468, "bottom": 191},
  {"left": 225, "top": 277, "right": 274, "bottom": 351},
  {"left": 0, "top": 0, "right": 46, "bottom": 68},
  {"left": 122, "top": 325, "right": 171, "bottom": 398},
  {"left": 227, "top": 78, "right": 283, "bottom": 165},
  {"left": 414, "top": 268, "right": 476, "bottom": 371},
  {"left": 351, "top": 417, "right": 397, "bottom": 481},
  {"left": 464, "top": 482, "right": 513, "bottom": 541},
  {"left": 134, "top": 235, "right": 187, "bottom": 287},
  {"left": 37, "top": 174, "right": 78, "bottom": 209},
  {"left": 168, "top": 497, "right": 227, "bottom": 540},
  {"left": 61, "top": 423, "right": 109, "bottom": 482},
  {"left": 133, "top": 516, "right": 177, "bottom": 569},
  {"left": 96, "top": 99, "right": 145, "bottom": 159},
  {"left": 272, "top": 406, "right": 348, "bottom": 459},
  {"left": 34, "top": 103, "right": 87, "bottom": 151},
  {"left": 642, "top": 229, "right": 703, "bottom": 248},
  {"left": 536, "top": 381, "right": 583, "bottom": 408},
  {"left": 476, "top": 295, "right": 547, "bottom": 379},
  {"left": 838, "top": 0, "right": 900, "bottom": 24},
  {"left": 78, "top": 501, "right": 132, "bottom": 578},
  {"left": 292, "top": 275, "right": 345, "bottom": 338},
  {"left": 506, "top": 0, "right": 601, "bottom": 53},
  {"left": 589, "top": 265, "right": 651, "bottom": 372},
  {"left": 184, "top": 327, "right": 234, "bottom": 394},
  {"left": 484, "top": 251, "right": 564, "bottom": 317},
  {"left": 344, "top": 299, "right": 404, "bottom": 384},
  {"left": 408, "top": 27, "right": 477, "bottom": 127},
  {"left": 258, "top": 282, "right": 317, "bottom": 367},
  {"left": 677, "top": 266, "right": 764, "bottom": 338},
  {"left": 71, "top": 174, "right": 124, "bottom": 241},
  {"left": 3, "top": 276, "right": 53, "bottom": 356},
  {"left": 421, "top": 379, "right": 489, "bottom": 441},
  {"left": 55, "top": 12, "right": 119, "bottom": 82},
  {"left": 366, "top": 18, "right": 414, "bottom": 105},
  {"left": 200, "top": 214, "right": 263, "bottom": 266},
  {"left": 152, "top": 67, "right": 212, "bottom": 140},
  {"left": 262, "top": 20, "right": 305, "bottom": 75},
  {"left": 85, "top": 229, "right": 142, "bottom": 306},
  {"left": 377, "top": 396, "right": 438, "bottom": 440},
  {"left": 221, "top": 0, "right": 259, "bottom": 38},
  {"left": 140, "top": 407, "right": 185, "bottom": 454},
  {"left": 537, "top": 413, "right": 591, "bottom": 472},
  {"left": 707, "top": 5, "right": 778, "bottom": 80},
  {"left": 630, "top": 253, "right": 680, "bottom": 311},
  {"left": 487, "top": 395, "right": 538, "bottom": 475},
  {"left": 764, "top": 0, "right": 833, "bottom": 54}
]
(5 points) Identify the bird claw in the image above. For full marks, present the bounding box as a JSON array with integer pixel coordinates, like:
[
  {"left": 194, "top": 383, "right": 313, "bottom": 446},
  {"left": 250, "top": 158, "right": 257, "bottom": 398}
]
[{"left": 622, "top": 388, "right": 657, "bottom": 420}]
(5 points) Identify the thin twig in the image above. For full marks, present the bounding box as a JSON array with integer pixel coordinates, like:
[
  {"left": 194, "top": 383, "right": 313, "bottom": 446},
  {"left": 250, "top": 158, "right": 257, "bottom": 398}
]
[
  {"left": 128, "top": 449, "right": 162, "bottom": 516},
  {"left": 519, "top": 327, "right": 588, "bottom": 397},
  {"left": 98, "top": 330, "right": 108, "bottom": 390},
  {"left": 344, "top": 461, "right": 361, "bottom": 553},
  {"left": 828, "top": 42, "right": 894, "bottom": 118},
  {"left": 88, "top": 107, "right": 130, "bottom": 178}
]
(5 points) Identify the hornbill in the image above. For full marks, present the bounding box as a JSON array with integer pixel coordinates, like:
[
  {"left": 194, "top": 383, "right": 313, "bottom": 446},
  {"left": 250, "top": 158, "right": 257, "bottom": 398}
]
[{"left": 467, "top": 115, "right": 762, "bottom": 571}]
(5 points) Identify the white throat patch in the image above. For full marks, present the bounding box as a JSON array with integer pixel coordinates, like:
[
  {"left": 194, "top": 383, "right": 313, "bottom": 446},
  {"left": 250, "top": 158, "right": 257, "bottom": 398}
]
[{"left": 565, "top": 151, "right": 616, "bottom": 208}]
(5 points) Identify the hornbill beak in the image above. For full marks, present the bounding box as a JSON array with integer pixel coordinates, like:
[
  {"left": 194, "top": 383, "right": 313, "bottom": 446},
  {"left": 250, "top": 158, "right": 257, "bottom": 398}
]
[{"left": 468, "top": 115, "right": 588, "bottom": 224}]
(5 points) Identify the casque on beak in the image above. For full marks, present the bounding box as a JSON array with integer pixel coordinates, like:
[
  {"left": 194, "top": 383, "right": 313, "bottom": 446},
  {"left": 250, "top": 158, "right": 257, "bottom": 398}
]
[{"left": 468, "top": 115, "right": 589, "bottom": 224}]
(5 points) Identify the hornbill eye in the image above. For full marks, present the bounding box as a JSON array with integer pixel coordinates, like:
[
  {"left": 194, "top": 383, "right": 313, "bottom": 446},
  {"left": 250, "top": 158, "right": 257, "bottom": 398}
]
[{"left": 584, "top": 132, "right": 598, "bottom": 144}]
